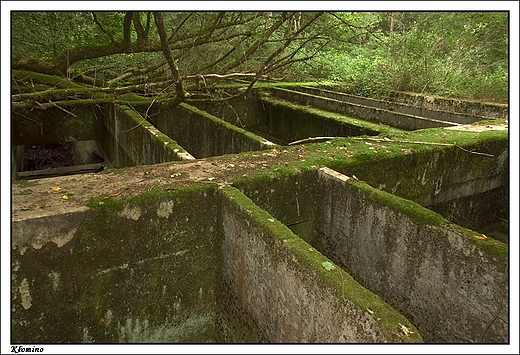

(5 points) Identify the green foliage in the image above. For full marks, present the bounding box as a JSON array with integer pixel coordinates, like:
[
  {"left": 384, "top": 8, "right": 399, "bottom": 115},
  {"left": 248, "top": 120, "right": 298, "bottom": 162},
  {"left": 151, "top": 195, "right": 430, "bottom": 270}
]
[
  {"left": 11, "top": 11, "right": 508, "bottom": 103},
  {"left": 289, "top": 12, "right": 508, "bottom": 102}
]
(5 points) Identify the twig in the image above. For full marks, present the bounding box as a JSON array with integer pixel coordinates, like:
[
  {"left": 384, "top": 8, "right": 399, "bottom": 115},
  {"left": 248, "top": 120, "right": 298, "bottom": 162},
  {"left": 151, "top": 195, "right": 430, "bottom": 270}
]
[
  {"left": 12, "top": 111, "right": 44, "bottom": 135},
  {"left": 288, "top": 136, "right": 338, "bottom": 145},
  {"left": 49, "top": 100, "right": 78, "bottom": 117}
]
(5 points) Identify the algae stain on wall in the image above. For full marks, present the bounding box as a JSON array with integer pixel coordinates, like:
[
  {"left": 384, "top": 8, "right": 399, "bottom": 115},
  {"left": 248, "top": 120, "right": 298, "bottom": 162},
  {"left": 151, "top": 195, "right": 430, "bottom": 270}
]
[
  {"left": 157, "top": 200, "right": 174, "bottom": 219},
  {"left": 118, "top": 205, "right": 142, "bottom": 220},
  {"left": 18, "top": 278, "right": 33, "bottom": 310}
]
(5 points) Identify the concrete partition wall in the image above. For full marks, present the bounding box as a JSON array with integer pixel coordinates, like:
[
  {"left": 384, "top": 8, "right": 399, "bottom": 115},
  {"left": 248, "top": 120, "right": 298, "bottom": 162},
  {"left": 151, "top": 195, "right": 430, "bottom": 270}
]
[
  {"left": 190, "top": 95, "right": 267, "bottom": 128},
  {"left": 147, "top": 103, "right": 275, "bottom": 158},
  {"left": 339, "top": 137, "right": 509, "bottom": 233},
  {"left": 260, "top": 97, "right": 380, "bottom": 143},
  {"left": 235, "top": 166, "right": 508, "bottom": 343},
  {"left": 103, "top": 104, "right": 193, "bottom": 167},
  {"left": 295, "top": 87, "right": 483, "bottom": 125},
  {"left": 269, "top": 88, "right": 459, "bottom": 130},
  {"left": 219, "top": 186, "right": 422, "bottom": 343},
  {"left": 11, "top": 186, "right": 224, "bottom": 343},
  {"left": 389, "top": 92, "right": 508, "bottom": 119},
  {"left": 314, "top": 168, "right": 508, "bottom": 343}
]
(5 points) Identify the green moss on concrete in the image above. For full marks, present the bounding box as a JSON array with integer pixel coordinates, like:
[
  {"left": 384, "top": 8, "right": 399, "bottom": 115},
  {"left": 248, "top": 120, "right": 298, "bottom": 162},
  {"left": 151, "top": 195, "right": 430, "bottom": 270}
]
[
  {"left": 73, "top": 183, "right": 222, "bottom": 342},
  {"left": 349, "top": 179, "right": 448, "bottom": 226},
  {"left": 180, "top": 102, "right": 272, "bottom": 145},
  {"left": 288, "top": 236, "right": 423, "bottom": 343},
  {"left": 448, "top": 224, "right": 508, "bottom": 261},
  {"left": 221, "top": 186, "right": 422, "bottom": 343},
  {"left": 117, "top": 105, "right": 151, "bottom": 127},
  {"left": 262, "top": 95, "right": 395, "bottom": 137}
]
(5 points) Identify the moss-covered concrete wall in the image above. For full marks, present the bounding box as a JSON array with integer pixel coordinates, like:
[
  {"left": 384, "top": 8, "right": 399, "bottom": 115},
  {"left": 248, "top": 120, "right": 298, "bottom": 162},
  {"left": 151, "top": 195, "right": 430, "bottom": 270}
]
[
  {"left": 296, "top": 86, "right": 483, "bottom": 124},
  {"left": 12, "top": 186, "right": 225, "bottom": 343},
  {"left": 338, "top": 135, "right": 509, "bottom": 232},
  {"left": 103, "top": 104, "right": 193, "bottom": 168},
  {"left": 145, "top": 102, "right": 274, "bottom": 158},
  {"left": 190, "top": 95, "right": 267, "bottom": 129},
  {"left": 270, "top": 88, "right": 459, "bottom": 131},
  {"left": 314, "top": 168, "right": 508, "bottom": 343},
  {"left": 234, "top": 167, "right": 507, "bottom": 343},
  {"left": 260, "top": 96, "right": 379, "bottom": 144},
  {"left": 389, "top": 91, "right": 508, "bottom": 119},
  {"left": 219, "top": 186, "right": 421, "bottom": 343}
]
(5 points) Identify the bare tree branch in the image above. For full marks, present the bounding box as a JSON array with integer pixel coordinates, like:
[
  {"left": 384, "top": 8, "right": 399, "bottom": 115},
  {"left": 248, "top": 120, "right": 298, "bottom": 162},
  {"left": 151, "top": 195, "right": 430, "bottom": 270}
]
[
  {"left": 91, "top": 12, "right": 116, "bottom": 43},
  {"left": 153, "top": 11, "right": 185, "bottom": 104}
]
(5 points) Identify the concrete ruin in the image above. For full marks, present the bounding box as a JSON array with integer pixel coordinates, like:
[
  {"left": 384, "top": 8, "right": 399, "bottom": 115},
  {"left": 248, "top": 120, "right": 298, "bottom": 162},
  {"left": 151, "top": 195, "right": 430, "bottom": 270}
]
[{"left": 11, "top": 84, "right": 509, "bottom": 344}]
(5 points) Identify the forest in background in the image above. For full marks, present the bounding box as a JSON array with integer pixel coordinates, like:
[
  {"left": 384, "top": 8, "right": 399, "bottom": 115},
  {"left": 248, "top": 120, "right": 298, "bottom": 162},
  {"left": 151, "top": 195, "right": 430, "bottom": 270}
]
[{"left": 11, "top": 11, "right": 509, "bottom": 105}]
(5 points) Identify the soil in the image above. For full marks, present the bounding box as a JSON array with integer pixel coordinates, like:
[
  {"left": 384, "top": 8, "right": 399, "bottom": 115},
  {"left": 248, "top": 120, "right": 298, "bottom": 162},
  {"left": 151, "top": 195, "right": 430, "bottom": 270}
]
[{"left": 11, "top": 146, "right": 311, "bottom": 220}]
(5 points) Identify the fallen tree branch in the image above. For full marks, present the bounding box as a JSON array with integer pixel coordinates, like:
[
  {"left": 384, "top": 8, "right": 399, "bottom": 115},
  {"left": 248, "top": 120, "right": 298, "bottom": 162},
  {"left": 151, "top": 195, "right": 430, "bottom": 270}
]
[{"left": 288, "top": 136, "right": 338, "bottom": 145}]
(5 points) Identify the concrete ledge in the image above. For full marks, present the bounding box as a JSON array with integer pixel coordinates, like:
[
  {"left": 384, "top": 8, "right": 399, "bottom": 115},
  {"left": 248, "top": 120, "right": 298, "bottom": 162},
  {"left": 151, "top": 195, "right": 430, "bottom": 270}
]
[
  {"left": 270, "top": 87, "right": 459, "bottom": 131},
  {"left": 297, "top": 86, "right": 487, "bottom": 125}
]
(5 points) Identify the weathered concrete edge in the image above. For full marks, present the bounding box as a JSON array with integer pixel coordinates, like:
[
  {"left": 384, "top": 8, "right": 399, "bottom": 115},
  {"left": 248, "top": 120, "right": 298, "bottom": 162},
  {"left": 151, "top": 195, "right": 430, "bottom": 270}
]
[
  {"left": 179, "top": 102, "right": 278, "bottom": 150},
  {"left": 12, "top": 207, "right": 89, "bottom": 255},
  {"left": 219, "top": 185, "right": 423, "bottom": 343},
  {"left": 115, "top": 104, "right": 195, "bottom": 161}
]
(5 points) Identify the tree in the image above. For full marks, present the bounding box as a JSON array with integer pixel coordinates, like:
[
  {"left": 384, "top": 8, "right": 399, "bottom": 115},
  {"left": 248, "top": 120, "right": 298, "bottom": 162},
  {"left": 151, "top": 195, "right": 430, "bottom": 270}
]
[{"left": 11, "top": 11, "right": 331, "bottom": 109}]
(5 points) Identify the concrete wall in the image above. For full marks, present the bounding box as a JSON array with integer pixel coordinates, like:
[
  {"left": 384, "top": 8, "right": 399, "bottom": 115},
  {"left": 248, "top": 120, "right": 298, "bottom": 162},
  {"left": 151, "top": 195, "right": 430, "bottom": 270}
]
[
  {"left": 390, "top": 91, "right": 508, "bottom": 119},
  {"left": 342, "top": 137, "right": 509, "bottom": 233},
  {"left": 11, "top": 183, "right": 421, "bottom": 343},
  {"left": 103, "top": 104, "right": 194, "bottom": 168},
  {"left": 147, "top": 103, "right": 275, "bottom": 159},
  {"left": 270, "top": 88, "right": 459, "bottom": 131},
  {"left": 219, "top": 186, "right": 420, "bottom": 343},
  {"left": 260, "top": 97, "right": 379, "bottom": 143},
  {"left": 191, "top": 95, "right": 267, "bottom": 129},
  {"left": 314, "top": 168, "right": 508, "bottom": 343},
  {"left": 12, "top": 186, "right": 225, "bottom": 343},
  {"left": 296, "top": 87, "right": 484, "bottom": 124},
  {"left": 236, "top": 168, "right": 508, "bottom": 343}
]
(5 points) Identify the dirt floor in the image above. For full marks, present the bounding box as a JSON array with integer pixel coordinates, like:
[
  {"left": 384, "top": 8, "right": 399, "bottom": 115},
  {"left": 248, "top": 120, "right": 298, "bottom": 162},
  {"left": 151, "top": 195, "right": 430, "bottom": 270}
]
[{"left": 11, "top": 146, "right": 311, "bottom": 220}]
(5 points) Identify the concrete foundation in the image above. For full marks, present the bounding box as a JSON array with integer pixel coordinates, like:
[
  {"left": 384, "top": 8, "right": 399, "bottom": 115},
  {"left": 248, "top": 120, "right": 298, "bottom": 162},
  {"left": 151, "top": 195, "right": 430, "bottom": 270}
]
[
  {"left": 295, "top": 86, "right": 490, "bottom": 124},
  {"left": 10, "top": 84, "right": 509, "bottom": 345},
  {"left": 11, "top": 183, "right": 422, "bottom": 343}
]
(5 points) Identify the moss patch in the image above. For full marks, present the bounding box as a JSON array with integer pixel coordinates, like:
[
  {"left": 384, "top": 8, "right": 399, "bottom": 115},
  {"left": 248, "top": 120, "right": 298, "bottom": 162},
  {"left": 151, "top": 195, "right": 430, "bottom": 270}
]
[{"left": 349, "top": 179, "right": 448, "bottom": 225}]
